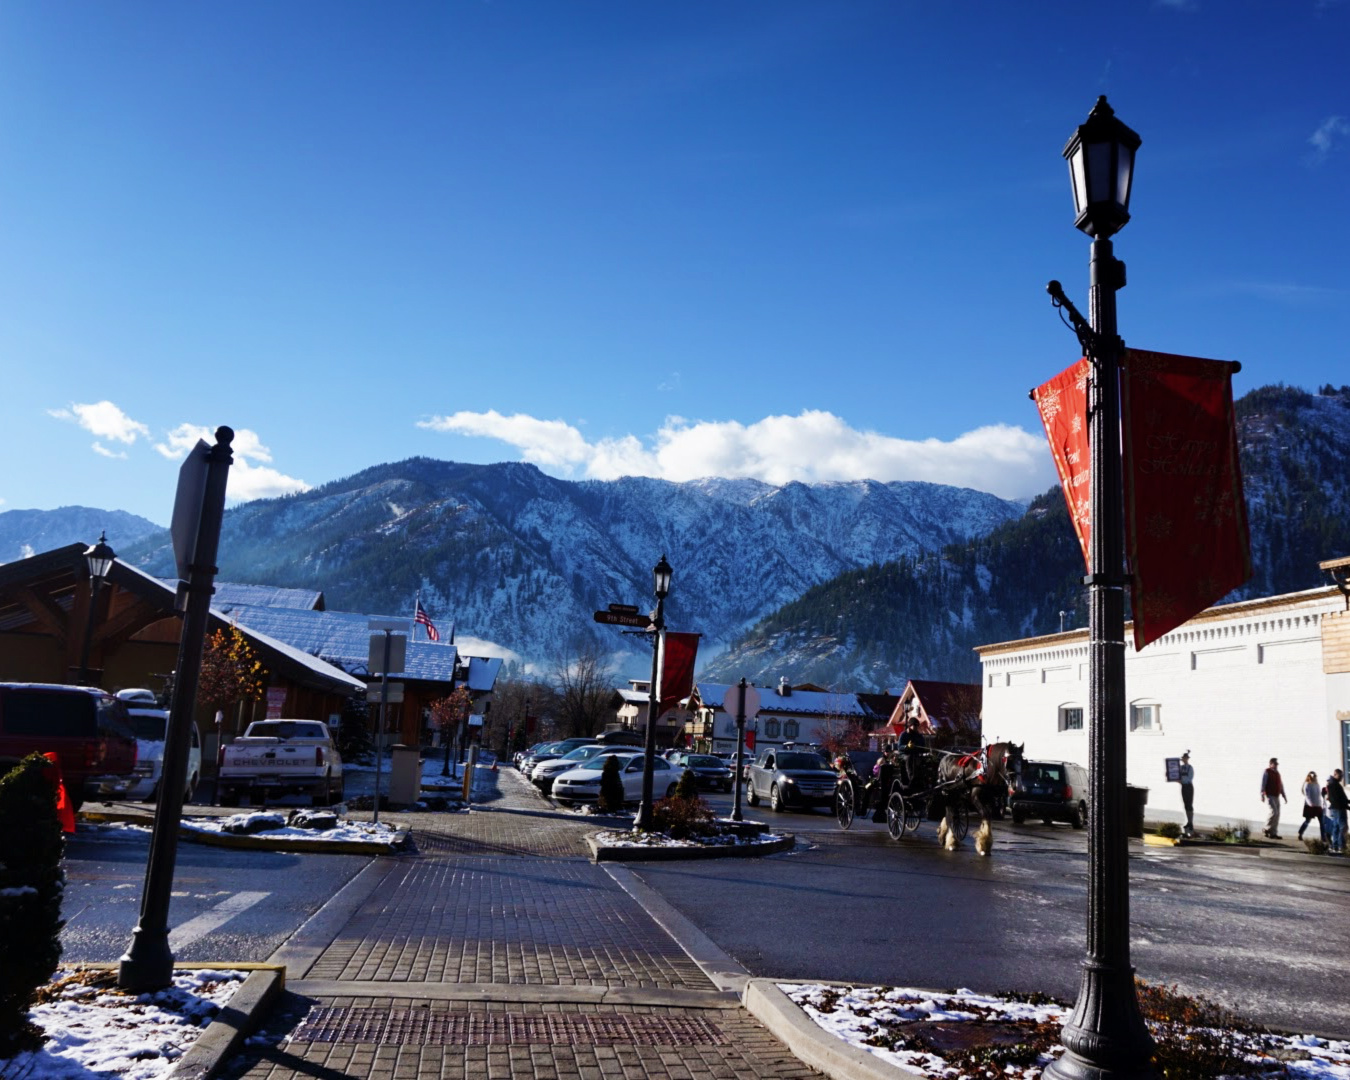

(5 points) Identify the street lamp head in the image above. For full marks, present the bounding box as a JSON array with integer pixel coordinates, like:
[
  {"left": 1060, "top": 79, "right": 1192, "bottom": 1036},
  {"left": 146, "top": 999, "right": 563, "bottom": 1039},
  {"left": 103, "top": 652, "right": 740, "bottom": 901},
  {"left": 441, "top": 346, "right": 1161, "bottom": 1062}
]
[
  {"left": 1063, "top": 95, "right": 1141, "bottom": 239},
  {"left": 652, "top": 554, "right": 673, "bottom": 600},
  {"left": 84, "top": 531, "right": 116, "bottom": 581}
]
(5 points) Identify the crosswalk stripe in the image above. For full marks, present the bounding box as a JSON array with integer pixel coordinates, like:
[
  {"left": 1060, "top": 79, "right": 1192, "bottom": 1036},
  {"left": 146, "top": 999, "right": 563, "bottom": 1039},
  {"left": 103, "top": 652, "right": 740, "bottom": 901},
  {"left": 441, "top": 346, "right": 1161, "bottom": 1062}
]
[{"left": 168, "top": 890, "right": 270, "bottom": 951}]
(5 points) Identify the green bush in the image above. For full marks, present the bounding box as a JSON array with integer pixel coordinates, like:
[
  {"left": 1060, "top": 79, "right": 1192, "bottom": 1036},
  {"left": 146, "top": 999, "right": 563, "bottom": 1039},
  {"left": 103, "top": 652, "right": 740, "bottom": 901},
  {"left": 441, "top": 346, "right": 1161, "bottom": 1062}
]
[
  {"left": 1305, "top": 837, "right": 1329, "bottom": 855},
  {"left": 597, "top": 755, "right": 625, "bottom": 813},
  {"left": 652, "top": 794, "right": 715, "bottom": 840},
  {"left": 674, "top": 765, "right": 700, "bottom": 801},
  {"left": 0, "top": 756, "right": 67, "bottom": 1052},
  {"left": 1156, "top": 822, "right": 1182, "bottom": 839}
]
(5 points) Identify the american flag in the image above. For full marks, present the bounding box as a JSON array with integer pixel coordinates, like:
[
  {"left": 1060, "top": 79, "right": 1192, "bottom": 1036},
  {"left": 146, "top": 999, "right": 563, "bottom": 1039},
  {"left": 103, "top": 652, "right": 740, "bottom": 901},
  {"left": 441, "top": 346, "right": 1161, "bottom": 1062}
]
[{"left": 414, "top": 599, "right": 440, "bottom": 642}]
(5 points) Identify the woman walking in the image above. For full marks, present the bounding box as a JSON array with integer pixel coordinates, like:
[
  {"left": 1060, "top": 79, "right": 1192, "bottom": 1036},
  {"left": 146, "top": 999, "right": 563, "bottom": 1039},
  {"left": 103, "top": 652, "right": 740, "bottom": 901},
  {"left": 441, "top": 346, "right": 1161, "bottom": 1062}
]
[{"left": 1298, "top": 771, "right": 1327, "bottom": 842}]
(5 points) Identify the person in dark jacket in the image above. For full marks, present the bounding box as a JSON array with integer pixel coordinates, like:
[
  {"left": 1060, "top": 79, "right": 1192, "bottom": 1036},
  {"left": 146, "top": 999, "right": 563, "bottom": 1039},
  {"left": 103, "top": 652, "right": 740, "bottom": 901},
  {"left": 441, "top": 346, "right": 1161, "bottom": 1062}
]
[
  {"left": 1259, "top": 758, "right": 1286, "bottom": 839},
  {"left": 1325, "top": 768, "right": 1348, "bottom": 855}
]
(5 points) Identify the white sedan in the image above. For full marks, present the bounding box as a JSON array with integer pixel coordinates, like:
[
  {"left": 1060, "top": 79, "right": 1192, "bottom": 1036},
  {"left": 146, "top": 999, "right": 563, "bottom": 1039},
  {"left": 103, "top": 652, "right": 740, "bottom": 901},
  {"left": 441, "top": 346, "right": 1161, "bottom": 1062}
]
[{"left": 552, "top": 753, "right": 687, "bottom": 808}]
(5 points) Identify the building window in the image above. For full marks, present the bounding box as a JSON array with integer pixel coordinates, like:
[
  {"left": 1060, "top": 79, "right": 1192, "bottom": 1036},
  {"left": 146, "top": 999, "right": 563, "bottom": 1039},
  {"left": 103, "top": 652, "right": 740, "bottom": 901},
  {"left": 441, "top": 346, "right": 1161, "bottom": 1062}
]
[
  {"left": 784, "top": 720, "right": 799, "bottom": 740},
  {"left": 1058, "top": 706, "right": 1084, "bottom": 732},
  {"left": 764, "top": 718, "right": 781, "bottom": 739},
  {"left": 1130, "top": 703, "right": 1161, "bottom": 732}
]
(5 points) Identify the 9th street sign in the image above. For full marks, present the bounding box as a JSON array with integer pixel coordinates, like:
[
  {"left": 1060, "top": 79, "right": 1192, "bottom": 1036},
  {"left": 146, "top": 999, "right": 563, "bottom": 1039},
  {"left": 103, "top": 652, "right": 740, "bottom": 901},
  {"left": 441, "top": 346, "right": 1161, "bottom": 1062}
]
[{"left": 594, "top": 609, "right": 654, "bottom": 630}]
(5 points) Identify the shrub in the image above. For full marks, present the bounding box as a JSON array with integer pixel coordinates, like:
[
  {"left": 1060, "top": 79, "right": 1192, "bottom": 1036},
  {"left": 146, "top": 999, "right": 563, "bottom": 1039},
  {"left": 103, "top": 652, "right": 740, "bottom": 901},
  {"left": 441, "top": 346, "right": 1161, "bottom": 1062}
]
[
  {"left": 674, "top": 766, "right": 700, "bottom": 801},
  {"left": 0, "top": 756, "right": 67, "bottom": 1052},
  {"left": 1210, "top": 822, "right": 1251, "bottom": 844},
  {"left": 1156, "top": 822, "right": 1182, "bottom": 839},
  {"left": 1305, "top": 837, "right": 1329, "bottom": 855},
  {"left": 652, "top": 793, "right": 715, "bottom": 840},
  {"left": 597, "top": 755, "right": 625, "bottom": 813}
]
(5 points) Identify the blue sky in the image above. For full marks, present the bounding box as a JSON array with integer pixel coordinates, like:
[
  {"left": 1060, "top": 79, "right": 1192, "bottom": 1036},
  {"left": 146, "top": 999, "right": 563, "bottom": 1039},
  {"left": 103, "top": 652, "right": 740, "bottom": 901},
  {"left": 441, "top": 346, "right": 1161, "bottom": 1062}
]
[{"left": 2, "top": 1, "right": 1346, "bottom": 527}]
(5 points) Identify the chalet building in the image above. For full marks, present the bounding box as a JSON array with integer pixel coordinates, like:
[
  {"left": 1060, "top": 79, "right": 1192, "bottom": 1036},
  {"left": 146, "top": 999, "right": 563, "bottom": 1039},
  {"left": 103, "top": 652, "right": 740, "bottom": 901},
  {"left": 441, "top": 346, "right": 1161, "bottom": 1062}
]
[
  {"left": 212, "top": 603, "right": 502, "bottom": 747},
  {"left": 976, "top": 559, "right": 1350, "bottom": 829},
  {"left": 687, "top": 678, "right": 870, "bottom": 755},
  {"left": 0, "top": 544, "right": 365, "bottom": 766},
  {"left": 871, "top": 679, "right": 982, "bottom": 747},
  {"left": 607, "top": 678, "right": 686, "bottom": 747}
]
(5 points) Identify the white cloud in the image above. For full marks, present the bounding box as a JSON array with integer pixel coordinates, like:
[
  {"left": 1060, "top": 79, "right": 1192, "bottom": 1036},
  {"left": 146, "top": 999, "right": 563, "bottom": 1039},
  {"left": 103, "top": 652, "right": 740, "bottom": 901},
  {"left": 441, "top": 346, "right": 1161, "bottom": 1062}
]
[
  {"left": 154, "top": 423, "right": 310, "bottom": 502},
  {"left": 92, "top": 442, "right": 128, "bottom": 459},
  {"left": 48, "top": 400, "right": 150, "bottom": 446},
  {"left": 419, "top": 409, "right": 1054, "bottom": 500},
  {"left": 1309, "top": 116, "right": 1349, "bottom": 164}
]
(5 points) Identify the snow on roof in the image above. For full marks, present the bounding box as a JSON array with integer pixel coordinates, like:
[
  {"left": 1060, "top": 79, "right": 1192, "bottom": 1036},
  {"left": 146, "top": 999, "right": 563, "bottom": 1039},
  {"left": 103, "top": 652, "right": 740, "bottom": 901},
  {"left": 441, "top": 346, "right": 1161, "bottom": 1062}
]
[
  {"left": 197, "top": 581, "right": 325, "bottom": 611},
  {"left": 222, "top": 604, "right": 494, "bottom": 687},
  {"left": 693, "top": 682, "right": 867, "bottom": 716}
]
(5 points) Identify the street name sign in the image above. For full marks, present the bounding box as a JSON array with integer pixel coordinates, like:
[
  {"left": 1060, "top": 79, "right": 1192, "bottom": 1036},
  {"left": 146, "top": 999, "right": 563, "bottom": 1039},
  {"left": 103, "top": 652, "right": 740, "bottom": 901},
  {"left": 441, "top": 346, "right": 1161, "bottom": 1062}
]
[
  {"left": 607, "top": 603, "right": 640, "bottom": 614},
  {"left": 368, "top": 682, "right": 404, "bottom": 703},
  {"left": 594, "top": 610, "right": 654, "bottom": 629}
]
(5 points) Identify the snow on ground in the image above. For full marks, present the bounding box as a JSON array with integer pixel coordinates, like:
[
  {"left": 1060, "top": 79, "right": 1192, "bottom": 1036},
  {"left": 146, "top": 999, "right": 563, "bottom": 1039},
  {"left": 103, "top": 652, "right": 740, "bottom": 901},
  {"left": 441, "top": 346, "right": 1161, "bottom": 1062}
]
[
  {"left": 783, "top": 984, "right": 1350, "bottom": 1079},
  {"left": 180, "top": 812, "right": 401, "bottom": 843},
  {"left": 4, "top": 969, "right": 245, "bottom": 1080},
  {"left": 592, "top": 828, "right": 788, "bottom": 848}
]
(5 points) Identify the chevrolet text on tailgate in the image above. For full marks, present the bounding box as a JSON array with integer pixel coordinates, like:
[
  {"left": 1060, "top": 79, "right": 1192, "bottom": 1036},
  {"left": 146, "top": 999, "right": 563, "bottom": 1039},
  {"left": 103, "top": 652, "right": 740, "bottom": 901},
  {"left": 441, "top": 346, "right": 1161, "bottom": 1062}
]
[{"left": 217, "top": 719, "right": 343, "bottom": 807}]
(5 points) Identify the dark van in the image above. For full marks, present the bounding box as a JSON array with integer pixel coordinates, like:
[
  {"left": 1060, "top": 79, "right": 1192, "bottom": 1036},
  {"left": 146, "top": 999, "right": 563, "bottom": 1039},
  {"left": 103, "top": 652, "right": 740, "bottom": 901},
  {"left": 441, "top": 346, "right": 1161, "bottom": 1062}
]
[
  {"left": 1011, "top": 759, "right": 1089, "bottom": 828},
  {"left": 0, "top": 683, "right": 138, "bottom": 809}
]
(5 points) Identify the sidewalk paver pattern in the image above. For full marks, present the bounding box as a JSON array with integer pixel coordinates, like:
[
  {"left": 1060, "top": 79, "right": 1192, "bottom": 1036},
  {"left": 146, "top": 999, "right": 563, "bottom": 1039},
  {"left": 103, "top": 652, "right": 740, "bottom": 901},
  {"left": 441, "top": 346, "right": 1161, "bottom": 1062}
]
[{"left": 224, "top": 767, "right": 823, "bottom": 1080}]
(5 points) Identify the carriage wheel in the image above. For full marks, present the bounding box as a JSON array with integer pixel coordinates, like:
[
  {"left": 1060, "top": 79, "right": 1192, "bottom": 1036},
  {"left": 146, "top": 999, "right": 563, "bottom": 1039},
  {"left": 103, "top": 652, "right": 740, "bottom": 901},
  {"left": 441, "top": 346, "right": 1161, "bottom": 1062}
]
[
  {"left": 886, "top": 792, "right": 907, "bottom": 841},
  {"left": 835, "top": 779, "right": 855, "bottom": 830},
  {"left": 903, "top": 797, "right": 922, "bottom": 835},
  {"left": 952, "top": 800, "right": 971, "bottom": 841}
]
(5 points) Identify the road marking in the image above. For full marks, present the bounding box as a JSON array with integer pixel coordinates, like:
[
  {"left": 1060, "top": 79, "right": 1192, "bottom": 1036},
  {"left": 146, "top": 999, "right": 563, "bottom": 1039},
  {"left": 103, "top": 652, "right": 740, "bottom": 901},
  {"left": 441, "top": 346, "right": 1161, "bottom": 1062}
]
[{"left": 168, "top": 891, "right": 270, "bottom": 951}]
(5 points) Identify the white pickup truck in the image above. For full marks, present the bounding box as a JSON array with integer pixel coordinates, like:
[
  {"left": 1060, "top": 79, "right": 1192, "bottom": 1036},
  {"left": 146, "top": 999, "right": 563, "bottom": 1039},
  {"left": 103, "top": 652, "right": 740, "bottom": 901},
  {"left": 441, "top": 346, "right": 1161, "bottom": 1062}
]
[{"left": 216, "top": 719, "right": 343, "bottom": 807}]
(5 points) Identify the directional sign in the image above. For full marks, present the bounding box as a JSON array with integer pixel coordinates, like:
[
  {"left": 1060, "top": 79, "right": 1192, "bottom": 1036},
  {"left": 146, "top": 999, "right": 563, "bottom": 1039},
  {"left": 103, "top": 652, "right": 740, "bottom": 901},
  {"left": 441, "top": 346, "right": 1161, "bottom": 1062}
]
[
  {"left": 594, "top": 610, "right": 654, "bottom": 629},
  {"left": 735, "top": 684, "right": 761, "bottom": 722}
]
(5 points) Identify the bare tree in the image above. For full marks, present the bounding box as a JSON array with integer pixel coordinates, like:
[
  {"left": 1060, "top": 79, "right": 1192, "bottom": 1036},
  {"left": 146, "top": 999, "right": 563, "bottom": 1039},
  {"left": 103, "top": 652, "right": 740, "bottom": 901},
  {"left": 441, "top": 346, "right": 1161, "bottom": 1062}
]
[
  {"left": 485, "top": 676, "right": 550, "bottom": 757},
  {"left": 815, "top": 695, "right": 873, "bottom": 757},
  {"left": 550, "top": 646, "right": 614, "bottom": 739}
]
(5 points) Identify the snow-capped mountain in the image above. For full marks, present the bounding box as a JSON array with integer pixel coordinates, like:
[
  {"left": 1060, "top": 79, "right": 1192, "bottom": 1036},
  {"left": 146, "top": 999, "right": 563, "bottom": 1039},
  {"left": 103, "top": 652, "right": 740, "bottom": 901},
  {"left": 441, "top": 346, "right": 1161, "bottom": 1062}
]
[
  {"left": 115, "top": 460, "right": 1023, "bottom": 671},
  {"left": 0, "top": 506, "right": 162, "bottom": 564}
]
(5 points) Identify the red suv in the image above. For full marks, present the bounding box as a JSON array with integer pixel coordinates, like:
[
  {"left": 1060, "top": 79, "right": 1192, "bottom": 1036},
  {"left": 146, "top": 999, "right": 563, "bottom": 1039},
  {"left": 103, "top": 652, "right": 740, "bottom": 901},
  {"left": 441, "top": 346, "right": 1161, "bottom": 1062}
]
[{"left": 0, "top": 683, "right": 138, "bottom": 809}]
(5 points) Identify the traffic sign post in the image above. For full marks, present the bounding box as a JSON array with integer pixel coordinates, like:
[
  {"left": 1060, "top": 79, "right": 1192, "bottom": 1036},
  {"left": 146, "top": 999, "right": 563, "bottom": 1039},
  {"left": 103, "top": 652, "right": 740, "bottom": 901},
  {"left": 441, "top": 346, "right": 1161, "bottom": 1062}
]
[
  {"left": 731, "top": 679, "right": 761, "bottom": 821},
  {"left": 367, "top": 621, "right": 409, "bottom": 825}
]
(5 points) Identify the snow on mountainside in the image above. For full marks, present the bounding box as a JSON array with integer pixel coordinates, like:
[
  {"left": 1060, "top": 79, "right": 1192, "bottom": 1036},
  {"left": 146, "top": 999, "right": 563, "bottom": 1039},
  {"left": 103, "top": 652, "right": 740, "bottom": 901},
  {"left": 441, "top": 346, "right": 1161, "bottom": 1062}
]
[
  {"left": 114, "top": 459, "right": 1023, "bottom": 672},
  {"left": 0, "top": 506, "right": 162, "bottom": 564},
  {"left": 706, "top": 384, "right": 1350, "bottom": 690}
]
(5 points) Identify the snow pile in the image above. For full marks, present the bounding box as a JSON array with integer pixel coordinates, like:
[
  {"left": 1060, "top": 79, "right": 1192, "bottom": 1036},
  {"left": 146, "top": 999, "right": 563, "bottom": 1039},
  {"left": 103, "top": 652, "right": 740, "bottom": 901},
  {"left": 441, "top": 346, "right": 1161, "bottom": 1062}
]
[
  {"left": 182, "top": 813, "right": 400, "bottom": 844},
  {"left": 783, "top": 983, "right": 1350, "bottom": 1079},
  {"left": 4, "top": 969, "right": 244, "bottom": 1080},
  {"left": 593, "top": 829, "right": 786, "bottom": 849}
]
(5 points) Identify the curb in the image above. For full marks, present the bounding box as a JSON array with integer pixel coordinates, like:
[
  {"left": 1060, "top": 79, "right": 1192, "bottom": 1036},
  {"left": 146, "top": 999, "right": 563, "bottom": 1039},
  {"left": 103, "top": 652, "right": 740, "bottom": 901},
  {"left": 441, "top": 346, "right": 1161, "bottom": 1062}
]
[
  {"left": 78, "top": 810, "right": 410, "bottom": 855},
  {"left": 170, "top": 966, "right": 286, "bottom": 1080},
  {"left": 742, "top": 978, "right": 925, "bottom": 1080},
  {"left": 585, "top": 832, "right": 796, "bottom": 862}
]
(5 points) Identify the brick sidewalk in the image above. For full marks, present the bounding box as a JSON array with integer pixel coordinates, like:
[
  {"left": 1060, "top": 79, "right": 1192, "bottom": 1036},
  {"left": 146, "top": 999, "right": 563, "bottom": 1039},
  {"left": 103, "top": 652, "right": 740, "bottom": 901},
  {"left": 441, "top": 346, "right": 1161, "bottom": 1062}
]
[{"left": 221, "top": 768, "right": 824, "bottom": 1080}]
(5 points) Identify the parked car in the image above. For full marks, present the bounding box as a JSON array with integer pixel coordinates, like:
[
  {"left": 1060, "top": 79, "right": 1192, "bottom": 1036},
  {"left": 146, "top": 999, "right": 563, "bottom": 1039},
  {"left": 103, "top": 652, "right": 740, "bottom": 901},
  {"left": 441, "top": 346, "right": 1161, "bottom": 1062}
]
[
  {"left": 673, "top": 753, "right": 733, "bottom": 793},
  {"left": 97, "top": 695, "right": 202, "bottom": 803},
  {"left": 521, "top": 737, "right": 596, "bottom": 778},
  {"left": 1011, "top": 759, "right": 1089, "bottom": 827},
  {"left": 745, "top": 748, "right": 837, "bottom": 812},
  {"left": 552, "top": 752, "right": 687, "bottom": 808},
  {"left": 515, "top": 741, "right": 552, "bottom": 769},
  {"left": 532, "top": 744, "right": 634, "bottom": 794},
  {"left": 0, "top": 682, "right": 138, "bottom": 810}
]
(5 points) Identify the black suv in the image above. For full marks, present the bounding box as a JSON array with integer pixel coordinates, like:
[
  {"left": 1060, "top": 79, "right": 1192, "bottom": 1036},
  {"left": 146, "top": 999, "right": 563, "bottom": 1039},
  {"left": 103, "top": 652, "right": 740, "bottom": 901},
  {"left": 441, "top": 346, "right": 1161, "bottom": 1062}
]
[{"left": 1011, "top": 759, "right": 1089, "bottom": 828}]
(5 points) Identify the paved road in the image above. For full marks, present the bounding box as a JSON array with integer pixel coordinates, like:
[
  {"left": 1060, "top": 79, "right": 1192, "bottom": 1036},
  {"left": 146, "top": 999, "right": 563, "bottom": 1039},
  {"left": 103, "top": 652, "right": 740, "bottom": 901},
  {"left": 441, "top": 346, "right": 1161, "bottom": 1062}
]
[
  {"left": 625, "top": 797, "right": 1350, "bottom": 1039},
  {"left": 60, "top": 823, "right": 370, "bottom": 964}
]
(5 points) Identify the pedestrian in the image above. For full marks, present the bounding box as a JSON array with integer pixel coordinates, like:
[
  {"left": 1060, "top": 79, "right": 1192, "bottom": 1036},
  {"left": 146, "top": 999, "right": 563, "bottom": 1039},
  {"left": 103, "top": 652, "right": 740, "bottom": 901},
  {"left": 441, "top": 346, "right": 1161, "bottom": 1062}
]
[
  {"left": 1298, "top": 771, "right": 1327, "bottom": 842},
  {"left": 1259, "top": 757, "right": 1286, "bottom": 839},
  {"left": 1325, "top": 769, "right": 1348, "bottom": 855},
  {"left": 1177, "top": 751, "right": 1195, "bottom": 837}
]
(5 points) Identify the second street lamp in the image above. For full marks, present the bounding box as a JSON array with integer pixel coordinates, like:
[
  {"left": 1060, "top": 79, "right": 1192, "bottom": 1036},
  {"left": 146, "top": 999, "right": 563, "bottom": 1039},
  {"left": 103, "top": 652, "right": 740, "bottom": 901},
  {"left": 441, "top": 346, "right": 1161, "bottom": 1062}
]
[
  {"left": 1045, "top": 97, "right": 1157, "bottom": 1080},
  {"left": 636, "top": 554, "right": 672, "bottom": 831},
  {"left": 78, "top": 531, "right": 116, "bottom": 686}
]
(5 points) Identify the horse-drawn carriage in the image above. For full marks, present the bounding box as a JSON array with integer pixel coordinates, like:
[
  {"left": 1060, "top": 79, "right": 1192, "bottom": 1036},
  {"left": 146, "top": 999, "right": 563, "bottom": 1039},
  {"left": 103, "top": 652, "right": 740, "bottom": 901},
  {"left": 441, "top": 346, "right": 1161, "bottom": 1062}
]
[{"left": 833, "top": 742, "right": 1023, "bottom": 850}]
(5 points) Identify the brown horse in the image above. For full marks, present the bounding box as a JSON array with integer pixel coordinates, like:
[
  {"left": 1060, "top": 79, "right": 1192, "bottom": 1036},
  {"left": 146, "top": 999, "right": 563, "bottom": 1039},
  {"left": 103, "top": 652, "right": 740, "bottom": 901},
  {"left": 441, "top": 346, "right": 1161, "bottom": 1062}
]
[{"left": 935, "top": 741, "right": 1024, "bottom": 855}]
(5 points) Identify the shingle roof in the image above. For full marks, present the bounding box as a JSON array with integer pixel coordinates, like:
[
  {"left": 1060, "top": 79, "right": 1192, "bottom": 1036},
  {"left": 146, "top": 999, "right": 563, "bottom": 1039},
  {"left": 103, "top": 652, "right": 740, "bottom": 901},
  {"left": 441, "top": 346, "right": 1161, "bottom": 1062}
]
[
  {"left": 693, "top": 682, "right": 867, "bottom": 716},
  {"left": 196, "top": 582, "right": 325, "bottom": 611},
  {"left": 220, "top": 604, "right": 496, "bottom": 687}
]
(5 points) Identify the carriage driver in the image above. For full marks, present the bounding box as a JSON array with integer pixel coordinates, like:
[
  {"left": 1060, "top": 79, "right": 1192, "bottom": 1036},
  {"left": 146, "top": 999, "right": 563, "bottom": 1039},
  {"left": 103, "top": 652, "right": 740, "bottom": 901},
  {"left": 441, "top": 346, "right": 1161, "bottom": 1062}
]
[{"left": 898, "top": 714, "right": 928, "bottom": 789}]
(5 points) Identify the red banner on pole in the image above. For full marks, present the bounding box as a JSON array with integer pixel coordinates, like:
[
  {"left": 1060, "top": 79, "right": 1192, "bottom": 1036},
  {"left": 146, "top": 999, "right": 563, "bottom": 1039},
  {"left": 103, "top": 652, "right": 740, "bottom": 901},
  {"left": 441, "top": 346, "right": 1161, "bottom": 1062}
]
[
  {"left": 1121, "top": 349, "right": 1251, "bottom": 650},
  {"left": 1032, "top": 358, "right": 1093, "bottom": 569},
  {"left": 659, "top": 632, "right": 700, "bottom": 714}
]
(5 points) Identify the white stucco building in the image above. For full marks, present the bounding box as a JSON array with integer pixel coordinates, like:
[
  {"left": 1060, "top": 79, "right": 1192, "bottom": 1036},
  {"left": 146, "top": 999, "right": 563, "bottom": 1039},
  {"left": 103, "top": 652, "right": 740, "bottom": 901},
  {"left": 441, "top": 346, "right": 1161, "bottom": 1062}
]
[{"left": 976, "top": 578, "right": 1350, "bottom": 830}]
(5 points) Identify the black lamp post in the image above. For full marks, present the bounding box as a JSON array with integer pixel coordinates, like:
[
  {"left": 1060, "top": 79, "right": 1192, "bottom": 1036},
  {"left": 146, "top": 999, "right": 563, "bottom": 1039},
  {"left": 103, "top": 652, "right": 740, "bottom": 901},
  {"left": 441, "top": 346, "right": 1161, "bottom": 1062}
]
[
  {"left": 77, "top": 531, "right": 116, "bottom": 686},
  {"left": 636, "top": 554, "right": 672, "bottom": 831},
  {"left": 1045, "top": 97, "right": 1157, "bottom": 1080}
]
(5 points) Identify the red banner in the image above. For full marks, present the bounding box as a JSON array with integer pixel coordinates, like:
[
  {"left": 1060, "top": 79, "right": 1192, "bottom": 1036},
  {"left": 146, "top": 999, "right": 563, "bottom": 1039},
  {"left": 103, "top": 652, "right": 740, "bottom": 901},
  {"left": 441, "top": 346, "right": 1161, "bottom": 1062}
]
[
  {"left": 1122, "top": 349, "right": 1251, "bottom": 650},
  {"left": 1032, "top": 358, "right": 1093, "bottom": 568},
  {"left": 659, "top": 632, "right": 700, "bottom": 714}
]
